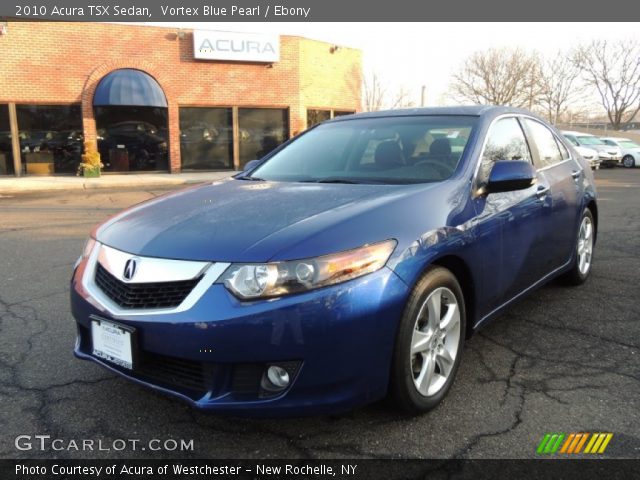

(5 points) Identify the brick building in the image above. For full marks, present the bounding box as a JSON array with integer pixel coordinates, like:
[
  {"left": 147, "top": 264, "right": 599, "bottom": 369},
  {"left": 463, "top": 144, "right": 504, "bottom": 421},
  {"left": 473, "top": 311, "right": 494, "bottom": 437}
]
[{"left": 0, "top": 22, "right": 362, "bottom": 176}]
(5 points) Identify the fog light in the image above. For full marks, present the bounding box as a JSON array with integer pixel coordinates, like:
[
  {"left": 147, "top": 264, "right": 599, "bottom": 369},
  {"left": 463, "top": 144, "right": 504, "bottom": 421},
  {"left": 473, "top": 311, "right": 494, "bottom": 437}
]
[{"left": 264, "top": 365, "right": 290, "bottom": 391}]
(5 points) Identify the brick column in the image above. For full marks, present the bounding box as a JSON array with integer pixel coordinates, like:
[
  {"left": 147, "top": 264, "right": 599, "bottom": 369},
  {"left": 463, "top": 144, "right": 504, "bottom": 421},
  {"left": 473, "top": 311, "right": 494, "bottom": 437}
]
[
  {"left": 8, "top": 103, "right": 21, "bottom": 176},
  {"left": 289, "top": 104, "right": 307, "bottom": 138},
  {"left": 167, "top": 101, "right": 181, "bottom": 173}
]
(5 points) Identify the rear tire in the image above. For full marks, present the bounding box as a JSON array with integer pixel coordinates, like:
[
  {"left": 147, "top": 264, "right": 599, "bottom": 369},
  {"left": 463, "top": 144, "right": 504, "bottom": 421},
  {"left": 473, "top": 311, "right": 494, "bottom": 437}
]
[
  {"left": 562, "top": 208, "right": 595, "bottom": 285},
  {"left": 389, "top": 267, "right": 466, "bottom": 414}
]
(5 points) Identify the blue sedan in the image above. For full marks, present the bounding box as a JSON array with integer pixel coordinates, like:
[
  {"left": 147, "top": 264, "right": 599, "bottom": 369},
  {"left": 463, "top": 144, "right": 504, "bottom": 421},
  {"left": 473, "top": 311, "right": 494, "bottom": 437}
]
[{"left": 71, "top": 106, "right": 597, "bottom": 415}]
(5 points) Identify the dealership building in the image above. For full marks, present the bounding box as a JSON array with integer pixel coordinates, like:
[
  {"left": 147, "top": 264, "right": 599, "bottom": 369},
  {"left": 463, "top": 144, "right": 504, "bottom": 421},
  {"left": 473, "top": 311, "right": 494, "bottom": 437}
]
[{"left": 0, "top": 22, "right": 361, "bottom": 176}]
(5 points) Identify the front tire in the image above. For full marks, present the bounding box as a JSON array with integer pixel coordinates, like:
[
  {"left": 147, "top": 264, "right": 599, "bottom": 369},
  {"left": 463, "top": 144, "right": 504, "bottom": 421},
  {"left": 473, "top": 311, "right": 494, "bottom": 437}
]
[
  {"left": 390, "top": 267, "right": 466, "bottom": 414},
  {"left": 562, "top": 208, "right": 595, "bottom": 285},
  {"left": 623, "top": 155, "right": 635, "bottom": 168}
]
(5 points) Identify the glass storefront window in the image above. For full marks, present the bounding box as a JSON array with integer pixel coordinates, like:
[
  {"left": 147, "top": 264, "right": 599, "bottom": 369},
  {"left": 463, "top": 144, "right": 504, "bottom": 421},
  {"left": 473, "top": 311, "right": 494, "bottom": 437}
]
[
  {"left": 0, "top": 105, "right": 14, "bottom": 175},
  {"left": 307, "top": 109, "right": 331, "bottom": 128},
  {"left": 16, "top": 104, "right": 83, "bottom": 175},
  {"left": 94, "top": 106, "right": 168, "bottom": 172},
  {"left": 238, "top": 108, "right": 289, "bottom": 168},
  {"left": 179, "top": 107, "right": 233, "bottom": 170},
  {"left": 333, "top": 110, "right": 355, "bottom": 117}
]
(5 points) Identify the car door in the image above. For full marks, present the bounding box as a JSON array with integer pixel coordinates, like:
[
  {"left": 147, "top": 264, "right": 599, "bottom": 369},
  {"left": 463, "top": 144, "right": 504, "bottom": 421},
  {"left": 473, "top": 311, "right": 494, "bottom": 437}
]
[
  {"left": 521, "top": 118, "right": 582, "bottom": 273},
  {"left": 472, "top": 117, "right": 552, "bottom": 315}
]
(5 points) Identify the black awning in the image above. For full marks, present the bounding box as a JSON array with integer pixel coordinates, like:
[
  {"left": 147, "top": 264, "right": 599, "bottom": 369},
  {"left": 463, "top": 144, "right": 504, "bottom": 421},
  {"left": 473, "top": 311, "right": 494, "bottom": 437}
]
[{"left": 93, "top": 69, "right": 167, "bottom": 108}]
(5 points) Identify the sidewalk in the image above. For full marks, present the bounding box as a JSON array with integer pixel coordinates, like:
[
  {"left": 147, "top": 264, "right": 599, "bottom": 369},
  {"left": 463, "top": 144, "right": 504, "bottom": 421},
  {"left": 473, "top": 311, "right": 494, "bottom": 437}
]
[{"left": 0, "top": 171, "right": 239, "bottom": 194}]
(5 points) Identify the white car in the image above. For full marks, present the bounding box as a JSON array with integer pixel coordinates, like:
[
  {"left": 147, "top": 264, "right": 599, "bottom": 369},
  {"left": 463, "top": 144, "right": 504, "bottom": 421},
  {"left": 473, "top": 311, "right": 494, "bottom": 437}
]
[
  {"left": 601, "top": 137, "right": 640, "bottom": 168},
  {"left": 562, "top": 131, "right": 622, "bottom": 168},
  {"left": 573, "top": 145, "right": 601, "bottom": 170}
]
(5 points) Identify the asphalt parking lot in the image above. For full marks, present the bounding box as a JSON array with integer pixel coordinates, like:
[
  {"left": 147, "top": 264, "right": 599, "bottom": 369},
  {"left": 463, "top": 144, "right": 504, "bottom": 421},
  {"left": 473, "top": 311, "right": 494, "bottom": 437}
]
[{"left": 1, "top": 169, "right": 638, "bottom": 460}]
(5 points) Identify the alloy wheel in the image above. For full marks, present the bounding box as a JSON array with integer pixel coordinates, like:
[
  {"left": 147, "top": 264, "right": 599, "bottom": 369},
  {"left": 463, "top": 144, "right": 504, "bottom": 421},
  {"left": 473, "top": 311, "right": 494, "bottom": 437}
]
[
  {"left": 410, "top": 287, "right": 461, "bottom": 397},
  {"left": 623, "top": 155, "right": 635, "bottom": 168},
  {"left": 577, "top": 215, "right": 594, "bottom": 276}
]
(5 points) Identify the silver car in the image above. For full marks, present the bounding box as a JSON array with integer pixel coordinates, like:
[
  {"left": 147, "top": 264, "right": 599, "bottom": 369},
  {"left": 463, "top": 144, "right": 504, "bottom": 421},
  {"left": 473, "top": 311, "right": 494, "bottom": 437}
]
[
  {"left": 601, "top": 137, "right": 640, "bottom": 168},
  {"left": 562, "top": 131, "right": 622, "bottom": 168}
]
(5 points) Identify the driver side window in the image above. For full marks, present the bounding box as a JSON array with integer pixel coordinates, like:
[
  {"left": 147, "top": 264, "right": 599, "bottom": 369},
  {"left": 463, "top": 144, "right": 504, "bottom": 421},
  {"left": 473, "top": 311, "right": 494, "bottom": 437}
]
[{"left": 478, "top": 117, "right": 531, "bottom": 186}]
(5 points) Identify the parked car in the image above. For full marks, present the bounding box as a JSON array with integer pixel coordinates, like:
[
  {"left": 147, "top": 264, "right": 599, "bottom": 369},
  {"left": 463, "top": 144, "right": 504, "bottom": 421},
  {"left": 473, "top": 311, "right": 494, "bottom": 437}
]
[
  {"left": 570, "top": 145, "right": 600, "bottom": 170},
  {"left": 601, "top": 137, "right": 640, "bottom": 168},
  {"left": 71, "top": 106, "right": 597, "bottom": 416},
  {"left": 562, "top": 131, "right": 621, "bottom": 168}
]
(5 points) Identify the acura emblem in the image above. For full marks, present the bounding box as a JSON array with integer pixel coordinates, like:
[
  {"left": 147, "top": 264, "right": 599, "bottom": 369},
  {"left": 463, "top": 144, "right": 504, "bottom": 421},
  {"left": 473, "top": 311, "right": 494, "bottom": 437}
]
[{"left": 123, "top": 258, "right": 139, "bottom": 281}]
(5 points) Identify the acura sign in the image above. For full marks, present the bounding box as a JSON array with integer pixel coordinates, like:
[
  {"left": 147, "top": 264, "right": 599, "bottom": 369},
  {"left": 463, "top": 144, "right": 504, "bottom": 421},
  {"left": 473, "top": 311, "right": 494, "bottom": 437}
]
[{"left": 193, "top": 30, "right": 280, "bottom": 63}]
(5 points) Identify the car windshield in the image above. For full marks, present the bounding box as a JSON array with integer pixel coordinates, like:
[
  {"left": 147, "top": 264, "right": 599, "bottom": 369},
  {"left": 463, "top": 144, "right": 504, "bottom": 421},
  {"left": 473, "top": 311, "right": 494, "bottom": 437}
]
[
  {"left": 619, "top": 140, "right": 640, "bottom": 148},
  {"left": 577, "top": 136, "right": 604, "bottom": 146},
  {"left": 247, "top": 115, "right": 478, "bottom": 184}
]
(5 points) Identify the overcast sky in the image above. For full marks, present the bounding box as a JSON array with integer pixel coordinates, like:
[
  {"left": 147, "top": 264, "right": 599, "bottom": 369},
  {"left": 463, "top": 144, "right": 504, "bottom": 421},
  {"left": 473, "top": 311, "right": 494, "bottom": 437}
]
[{"left": 146, "top": 22, "right": 639, "bottom": 108}]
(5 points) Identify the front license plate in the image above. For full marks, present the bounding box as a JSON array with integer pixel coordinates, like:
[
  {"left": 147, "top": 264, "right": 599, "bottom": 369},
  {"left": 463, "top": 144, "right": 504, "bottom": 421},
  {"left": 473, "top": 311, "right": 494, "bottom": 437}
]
[{"left": 91, "top": 319, "right": 134, "bottom": 370}]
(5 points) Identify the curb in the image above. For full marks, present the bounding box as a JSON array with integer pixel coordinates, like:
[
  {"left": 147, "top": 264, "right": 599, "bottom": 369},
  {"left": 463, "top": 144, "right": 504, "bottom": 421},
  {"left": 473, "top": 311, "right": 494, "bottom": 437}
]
[{"left": 0, "top": 172, "right": 238, "bottom": 194}]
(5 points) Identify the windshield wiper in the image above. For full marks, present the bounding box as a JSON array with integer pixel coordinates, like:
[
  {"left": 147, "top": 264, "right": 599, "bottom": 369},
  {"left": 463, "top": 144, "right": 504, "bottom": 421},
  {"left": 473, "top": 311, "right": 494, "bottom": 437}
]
[
  {"left": 301, "top": 177, "right": 369, "bottom": 184},
  {"left": 238, "top": 176, "right": 266, "bottom": 181},
  {"left": 316, "top": 178, "right": 362, "bottom": 184}
]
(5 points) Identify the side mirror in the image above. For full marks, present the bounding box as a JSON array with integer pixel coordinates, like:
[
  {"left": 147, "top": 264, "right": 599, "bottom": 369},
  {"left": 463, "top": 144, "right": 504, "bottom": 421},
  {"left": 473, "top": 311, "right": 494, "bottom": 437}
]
[
  {"left": 243, "top": 159, "right": 261, "bottom": 172},
  {"left": 484, "top": 160, "right": 537, "bottom": 194}
]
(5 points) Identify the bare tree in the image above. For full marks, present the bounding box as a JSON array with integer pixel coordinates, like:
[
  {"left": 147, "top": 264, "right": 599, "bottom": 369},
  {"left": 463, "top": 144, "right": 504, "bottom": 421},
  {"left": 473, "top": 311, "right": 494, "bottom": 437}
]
[
  {"left": 363, "top": 70, "right": 416, "bottom": 111},
  {"left": 389, "top": 86, "right": 415, "bottom": 109},
  {"left": 573, "top": 39, "right": 640, "bottom": 130},
  {"left": 538, "top": 52, "right": 584, "bottom": 124},
  {"left": 450, "top": 48, "right": 541, "bottom": 108},
  {"left": 362, "top": 70, "right": 387, "bottom": 112}
]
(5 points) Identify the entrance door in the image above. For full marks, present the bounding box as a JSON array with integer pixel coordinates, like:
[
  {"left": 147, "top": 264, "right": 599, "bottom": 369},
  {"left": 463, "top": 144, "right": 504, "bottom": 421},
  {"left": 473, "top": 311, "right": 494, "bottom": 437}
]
[
  {"left": 93, "top": 69, "right": 169, "bottom": 173},
  {"left": 94, "top": 106, "right": 168, "bottom": 172}
]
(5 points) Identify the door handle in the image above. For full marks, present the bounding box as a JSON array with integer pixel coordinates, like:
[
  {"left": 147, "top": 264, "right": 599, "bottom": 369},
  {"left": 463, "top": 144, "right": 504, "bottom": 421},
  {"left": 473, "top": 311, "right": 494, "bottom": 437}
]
[
  {"left": 536, "top": 185, "right": 550, "bottom": 198},
  {"left": 571, "top": 170, "right": 582, "bottom": 180}
]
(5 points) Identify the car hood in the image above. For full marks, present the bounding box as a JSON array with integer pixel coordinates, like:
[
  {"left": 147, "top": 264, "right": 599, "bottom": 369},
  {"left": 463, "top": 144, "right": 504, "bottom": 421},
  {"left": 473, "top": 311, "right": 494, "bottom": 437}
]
[
  {"left": 591, "top": 144, "right": 620, "bottom": 153},
  {"left": 96, "top": 179, "right": 434, "bottom": 262},
  {"left": 575, "top": 146, "right": 598, "bottom": 156}
]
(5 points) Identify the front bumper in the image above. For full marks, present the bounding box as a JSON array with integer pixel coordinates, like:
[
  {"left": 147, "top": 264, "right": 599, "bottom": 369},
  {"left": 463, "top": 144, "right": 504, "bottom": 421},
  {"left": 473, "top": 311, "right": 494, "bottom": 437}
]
[
  {"left": 71, "top": 253, "right": 409, "bottom": 416},
  {"left": 599, "top": 154, "right": 621, "bottom": 166},
  {"left": 584, "top": 157, "right": 601, "bottom": 169}
]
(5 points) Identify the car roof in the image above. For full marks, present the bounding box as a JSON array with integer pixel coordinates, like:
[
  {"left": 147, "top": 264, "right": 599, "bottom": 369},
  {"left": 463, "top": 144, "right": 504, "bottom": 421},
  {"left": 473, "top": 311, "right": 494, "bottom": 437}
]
[{"left": 327, "top": 105, "right": 535, "bottom": 122}]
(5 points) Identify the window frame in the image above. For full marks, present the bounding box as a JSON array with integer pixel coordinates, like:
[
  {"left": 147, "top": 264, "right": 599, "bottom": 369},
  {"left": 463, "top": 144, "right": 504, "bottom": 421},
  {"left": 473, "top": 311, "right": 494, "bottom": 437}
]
[
  {"left": 474, "top": 115, "right": 534, "bottom": 190},
  {"left": 474, "top": 114, "right": 580, "bottom": 194},
  {"left": 521, "top": 118, "right": 563, "bottom": 169}
]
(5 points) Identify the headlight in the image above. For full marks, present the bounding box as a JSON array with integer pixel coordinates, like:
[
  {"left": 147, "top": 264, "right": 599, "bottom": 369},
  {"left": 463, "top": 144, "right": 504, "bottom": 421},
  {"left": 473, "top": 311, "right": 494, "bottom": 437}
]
[
  {"left": 74, "top": 237, "right": 96, "bottom": 270},
  {"left": 218, "top": 240, "right": 397, "bottom": 300},
  {"left": 82, "top": 237, "right": 97, "bottom": 258}
]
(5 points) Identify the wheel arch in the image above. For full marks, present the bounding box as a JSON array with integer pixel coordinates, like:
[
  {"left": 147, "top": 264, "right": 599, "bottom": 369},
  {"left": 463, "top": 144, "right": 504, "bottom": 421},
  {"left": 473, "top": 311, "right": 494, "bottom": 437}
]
[
  {"left": 586, "top": 199, "right": 598, "bottom": 245},
  {"left": 430, "top": 255, "right": 476, "bottom": 338}
]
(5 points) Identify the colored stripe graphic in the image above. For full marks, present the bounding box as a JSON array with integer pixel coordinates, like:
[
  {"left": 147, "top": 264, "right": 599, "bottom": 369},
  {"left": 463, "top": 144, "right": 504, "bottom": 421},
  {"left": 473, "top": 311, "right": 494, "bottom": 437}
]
[
  {"left": 574, "top": 433, "right": 589, "bottom": 454},
  {"left": 598, "top": 433, "right": 613, "bottom": 453},
  {"left": 537, "top": 433, "right": 565, "bottom": 454},
  {"left": 537, "top": 434, "right": 552, "bottom": 454},
  {"left": 538, "top": 433, "right": 613, "bottom": 455},
  {"left": 560, "top": 433, "right": 575, "bottom": 453},
  {"left": 585, "top": 433, "right": 614, "bottom": 454}
]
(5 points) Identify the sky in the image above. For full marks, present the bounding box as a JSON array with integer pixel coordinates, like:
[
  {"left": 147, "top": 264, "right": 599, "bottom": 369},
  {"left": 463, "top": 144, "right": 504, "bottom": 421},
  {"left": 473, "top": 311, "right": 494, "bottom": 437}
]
[{"left": 145, "top": 22, "right": 640, "bottom": 109}]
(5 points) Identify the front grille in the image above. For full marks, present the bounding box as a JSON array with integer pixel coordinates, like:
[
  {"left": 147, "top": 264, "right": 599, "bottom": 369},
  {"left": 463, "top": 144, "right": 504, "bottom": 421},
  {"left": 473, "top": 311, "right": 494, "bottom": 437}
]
[
  {"left": 95, "top": 262, "right": 201, "bottom": 309},
  {"left": 136, "top": 351, "right": 209, "bottom": 394}
]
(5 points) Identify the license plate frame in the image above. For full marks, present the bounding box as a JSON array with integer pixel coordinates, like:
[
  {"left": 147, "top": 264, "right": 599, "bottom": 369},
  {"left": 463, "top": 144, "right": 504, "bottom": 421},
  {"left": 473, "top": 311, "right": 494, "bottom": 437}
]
[{"left": 90, "top": 315, "right": 137, "bottom": 370}]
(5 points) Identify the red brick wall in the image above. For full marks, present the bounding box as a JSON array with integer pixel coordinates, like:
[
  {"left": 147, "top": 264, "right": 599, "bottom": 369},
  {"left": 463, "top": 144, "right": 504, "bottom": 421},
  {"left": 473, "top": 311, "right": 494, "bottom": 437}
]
[{"left": 0, "top": 22, "right": 362, "bottom": 172}]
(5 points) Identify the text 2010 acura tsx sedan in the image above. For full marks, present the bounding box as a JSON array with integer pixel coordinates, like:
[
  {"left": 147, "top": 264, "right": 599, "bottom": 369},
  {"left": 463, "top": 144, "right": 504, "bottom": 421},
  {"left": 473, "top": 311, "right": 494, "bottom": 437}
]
[{"left": 71, "top": 106, "right": 597, "bottom": 416}]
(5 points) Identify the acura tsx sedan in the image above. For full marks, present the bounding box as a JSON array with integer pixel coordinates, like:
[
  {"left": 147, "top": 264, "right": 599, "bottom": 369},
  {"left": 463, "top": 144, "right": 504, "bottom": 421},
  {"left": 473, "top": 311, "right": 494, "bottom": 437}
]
[{"left": 71, "top": 106, "right": 597, "bottom": 416}]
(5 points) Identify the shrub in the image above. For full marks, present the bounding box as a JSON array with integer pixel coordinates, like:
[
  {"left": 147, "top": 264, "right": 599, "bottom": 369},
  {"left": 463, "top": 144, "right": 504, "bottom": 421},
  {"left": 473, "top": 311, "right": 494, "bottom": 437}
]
[{"left": 77, "top": 142, "right": 103, "bottom": 176}]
